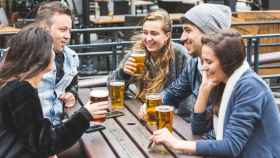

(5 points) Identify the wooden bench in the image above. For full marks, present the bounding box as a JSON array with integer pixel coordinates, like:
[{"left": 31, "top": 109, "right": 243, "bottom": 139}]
[
  {"left": 252, "top": 51, "right": 280, "bottom": 75},
  {"left": 232, "top": 11, "right": 280, "bottom": 54},
  {"left": 78, "top": 75, "right": 108, "bottom": 88}
]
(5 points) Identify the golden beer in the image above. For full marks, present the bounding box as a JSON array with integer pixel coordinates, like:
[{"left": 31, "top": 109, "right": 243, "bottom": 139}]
[
  {"left": 156, "top": 105, "right": 174, "bottom": 132},
  {"left": 109, "top": 81, "right": 125, "bottom": 109},
  {"left": 89, "top": 89, "right": 108, "bottom": 123},
  {"left": 145, "top": 93, "right": 162, "bottom": 125},
  {"left": 131, "top": 50, "right": 146, "bottom": 76}
]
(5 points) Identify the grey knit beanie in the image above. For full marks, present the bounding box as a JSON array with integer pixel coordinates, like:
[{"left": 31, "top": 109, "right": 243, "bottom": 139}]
[{"left": 183, "top": 4, "right": 232, "bottom": 33}]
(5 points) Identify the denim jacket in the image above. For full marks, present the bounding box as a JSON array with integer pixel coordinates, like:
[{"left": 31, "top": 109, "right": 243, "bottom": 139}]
[
  {"left": 162, "top": 57, "right": 202, "bottom": 118},
  {"left": 38, "top": 46, "right": 79, "bottom": 125},
  {"left": 195, "top": 70, "right": 280, "bottom": 157}
]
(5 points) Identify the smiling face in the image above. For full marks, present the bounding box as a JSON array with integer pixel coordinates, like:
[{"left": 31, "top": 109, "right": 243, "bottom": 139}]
[
  {"left": 142, "top": 20, "right": 170, "bottom": 55},
  {"left": 49, "top": 13, "right": 72, "bottom": 53},
  {"left": 180, "top": 23, "right": 204, "bottom": 57},
  {"left": 201, "top": 45, "right": 228, "bottom": 84}
]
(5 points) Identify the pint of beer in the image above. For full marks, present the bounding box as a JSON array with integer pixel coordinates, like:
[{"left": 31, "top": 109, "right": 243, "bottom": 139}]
[
  {"left": 131, "top": 50, "right": 146, "bottom": 76},
  {"left": 89, "top": 89, "right": 109, "bottom": 123},
  {"left": 109, "top": 80, "right": 125, "bottom": 109},
  {"left": 156, "top": 105, "right": 174, "bottom": 132},
  {"left": 145, "top": 93, "right": 162, "bottom": 125}
]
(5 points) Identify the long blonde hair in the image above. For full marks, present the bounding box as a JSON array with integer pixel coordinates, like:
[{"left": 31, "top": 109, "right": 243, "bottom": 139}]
[{"left": 135, "top": 9, "right": 174, "bottom": 99}]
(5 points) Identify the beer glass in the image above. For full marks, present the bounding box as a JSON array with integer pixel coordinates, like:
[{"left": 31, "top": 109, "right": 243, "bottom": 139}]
[
  {"left": 89, "top": 89, "right": 109, "bottom": 123},
  {"left": 131, "top": 50, "right": 146, "bottom": 76},
  {"left": 145, "top": 93, "right": 162, "bottom": 125},
  {"left": 156, "top": 105, "right": 174, "bottom": 132},
  {"left": 109, "top": 80, "right": 125, "bottom": 109}
]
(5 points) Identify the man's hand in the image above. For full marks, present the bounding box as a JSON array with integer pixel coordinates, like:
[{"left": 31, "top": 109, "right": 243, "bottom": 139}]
[{"left": 59, "top": 92, "right": 76, "bottom": 108}]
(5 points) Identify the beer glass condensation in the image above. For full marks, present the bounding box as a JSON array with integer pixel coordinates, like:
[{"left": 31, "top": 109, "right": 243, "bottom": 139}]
[
  {"left": 131, "top": 50, "right": 146, "bottom": 76},
  {"left": 156, "top": 105, "right": 174, "bottom": 132},
  {"left": 89, "top": 89, "right": 109, "bottom": 123},
  {"left": 145, "top": 93, "right": 162, "bottom": 125},
  {"left": 109, "top": 80, "right": 125, "bottom": 109}
]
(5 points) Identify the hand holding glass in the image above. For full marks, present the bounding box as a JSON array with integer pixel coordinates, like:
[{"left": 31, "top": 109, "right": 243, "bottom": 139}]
[{"left": 88, "top": 89, "right": 109, "bottom": 123}]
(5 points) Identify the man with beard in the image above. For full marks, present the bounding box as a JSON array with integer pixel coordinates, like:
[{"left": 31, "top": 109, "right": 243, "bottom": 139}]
[{"left": 162, "top": 4, "right": 232, "bottom": 122}]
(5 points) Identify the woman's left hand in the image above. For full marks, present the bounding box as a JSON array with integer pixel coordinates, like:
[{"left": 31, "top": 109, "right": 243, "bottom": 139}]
[{"left": 150, "top": 128, "right": 178, "bottom": 149}]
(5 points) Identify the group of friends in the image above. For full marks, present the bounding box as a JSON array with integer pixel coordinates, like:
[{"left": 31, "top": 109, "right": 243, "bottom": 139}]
[{"left": 0, "top": 1, "right": 279, "bottom": 158}]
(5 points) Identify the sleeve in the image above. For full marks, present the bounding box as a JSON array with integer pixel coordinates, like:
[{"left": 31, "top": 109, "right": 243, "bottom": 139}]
[
  {"left": 196, "top": 79, "right": 264, "bottom": 157},
  {"left": 66, "top": 74, "right": 78, "bottom": 99},
  {"left": 191, "top": 110, "right": 211, "bottom": 135},
  {"left": 65, "top": 51, "right": 79, "bottom": 99},
  {"left": 9, "top": 83, "right": 90, "bottom": 156},
  {"left": 162, "top": 63, "right": 193, "bottom": 107},
  {"left": 109, "top": 52, "right": 135, "bottom": 88}
]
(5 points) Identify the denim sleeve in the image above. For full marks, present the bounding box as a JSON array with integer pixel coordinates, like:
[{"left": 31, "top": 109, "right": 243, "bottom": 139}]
[
  {"left": 196, "top": 79, "right": 265, "bottom": 157},
  {"left": 191, "top": 111, "right": 209, "bottom": 135},
  {"left": 109, "top": 52, "right": 134, "bottom": 88},
  {"left": 162, "top": 64, "right": 192, "bottom": 107}
]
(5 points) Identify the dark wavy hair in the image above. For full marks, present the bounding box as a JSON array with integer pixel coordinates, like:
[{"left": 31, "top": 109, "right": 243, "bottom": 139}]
[
  {"left": 0, "top": 25, "right": 53, "bottom": 86},
  {"left": 201, "top": 29, "right": 245, "bottom": 77},
  {"left": 201, "top": 29, "right": 246, "bottom": 114}
]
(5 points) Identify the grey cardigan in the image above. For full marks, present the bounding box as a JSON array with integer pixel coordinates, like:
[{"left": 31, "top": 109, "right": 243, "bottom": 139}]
[{"left": 110, "top": 42, "right": 189, "bottom": 95}]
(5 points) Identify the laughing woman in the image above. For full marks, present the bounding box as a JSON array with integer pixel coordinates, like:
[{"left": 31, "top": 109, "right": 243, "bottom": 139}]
[
  {"left": 0, "top": 26, "right": 108, "bottom": 158},
  {"left": 150, "top": 29, "right": 280, "bottom": 158},
  {"left": 110, "top": 9, "right": 189, "bottom": 100}
]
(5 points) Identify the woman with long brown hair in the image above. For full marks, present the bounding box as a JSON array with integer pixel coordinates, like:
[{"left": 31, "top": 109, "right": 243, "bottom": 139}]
[
  {"left": 150, "top": 29, "right": 280, "bottom": 157},
  {"left": 0, "top": 25, "right": 108, "bottom": 158},
  {"left": 111, "top": 9, "right": 188, "bottom": 100}
]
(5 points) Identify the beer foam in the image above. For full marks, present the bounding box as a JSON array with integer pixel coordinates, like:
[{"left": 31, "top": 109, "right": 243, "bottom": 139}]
[
  {"left": 110, "top": 81, "right": 125, "bottom": 86},
  {"left": 131, "top": 53, "right": 146, "bottom": 57},
  {"left": 90, "top": 89, "right": 108, "bottom": 97},
  {"left": 156, "top": 105, "right": 174, "bottom": 112}
]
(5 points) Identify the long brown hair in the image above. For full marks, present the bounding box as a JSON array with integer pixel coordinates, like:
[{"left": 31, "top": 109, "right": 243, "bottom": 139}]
[
  {"left": 135, "top": 9, "right": 175, "bottom": 99},
  {"left": 0, "top": 25, "right": 53, "bottom": 87},
  {"left": 201, "top": 29, "right": 246, "bottom": 114}
]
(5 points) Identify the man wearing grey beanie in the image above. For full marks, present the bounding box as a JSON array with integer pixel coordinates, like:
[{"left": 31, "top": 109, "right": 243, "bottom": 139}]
[{"left": 162, "top": 4, "right": 231, "bottom": 122}]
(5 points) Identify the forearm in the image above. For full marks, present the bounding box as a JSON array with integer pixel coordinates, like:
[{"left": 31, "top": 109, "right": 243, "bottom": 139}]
[
  {"left": 193, "top": 86, "right": 211, "bottom": 113},
  {"left": 172, "top": 140, "right": 197, "bottom": 154}
]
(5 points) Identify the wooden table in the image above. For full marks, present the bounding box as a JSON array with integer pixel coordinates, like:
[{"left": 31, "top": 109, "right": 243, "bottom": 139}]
[
  {"left": 78, "top": 88, "right": 202, "bottom": 158},
  {"left": 0, "top": 26, "right": 19, "bottom": 34},
  {"left": 90, "top": 15, "right": 125, "bottom": 25},
  {"left": 159, "top": 0, "right": 200, "bottom": 5},
  {"left": 0, "top": 26, "right": 20, "bottom": 48},
  {"left": 90, "top": 13, "right": 184, "bottom": 25}
]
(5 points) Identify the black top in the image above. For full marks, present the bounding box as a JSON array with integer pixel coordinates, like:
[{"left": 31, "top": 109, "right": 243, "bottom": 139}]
[
  {"left": 0, "top": 80, "right": 91, "bottom": 158},
  {"left": 55, "top": 53, "right": 65, "bottom": 84},
  {"left": 55, "top": 52, "right": 78, "bottom": 99}
]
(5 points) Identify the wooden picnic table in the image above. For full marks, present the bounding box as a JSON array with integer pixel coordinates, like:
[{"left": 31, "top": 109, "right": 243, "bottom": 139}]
[
  {"left": 90, "top": 13, "right": 184, "bottom": 25},
  {"left": 0, "top": 26, "right": 20, "bottom": 35},
  {"left": 78, "top": 88, "right": 202, "bottom": 158}
]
